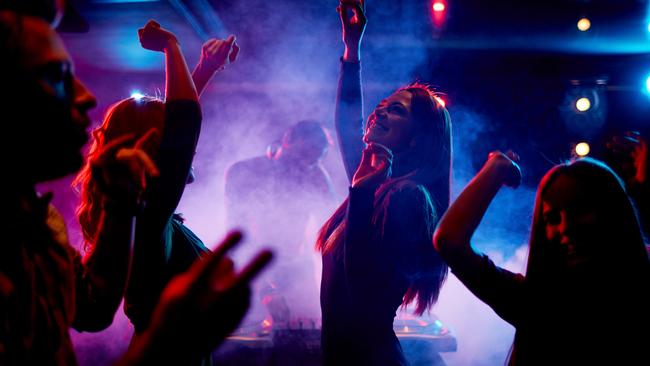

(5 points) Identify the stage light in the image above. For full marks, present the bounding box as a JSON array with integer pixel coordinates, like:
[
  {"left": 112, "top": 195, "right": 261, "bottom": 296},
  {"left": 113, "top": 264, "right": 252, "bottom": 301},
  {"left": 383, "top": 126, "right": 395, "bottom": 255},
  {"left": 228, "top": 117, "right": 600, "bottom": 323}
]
[
  {"left": 645, "top": 75, "right": 650, "bottom": 94},
  {"left": 575, "top": 142, "right": 590, "bottom": 157},
  {"left": 131, "top": 91, "right": 144, "bottom": 100},
  {"left": 577, "top": 18, "right": 591, "bottom": 31},
  {"left": 432, "top": 2, "right": 445, "bottom": 12},
  {"left": 575, "top": 97, "right": 591, "bottom": 112},
  {"left": 434, "top": 96, "right": 446, "bottom": 108}
]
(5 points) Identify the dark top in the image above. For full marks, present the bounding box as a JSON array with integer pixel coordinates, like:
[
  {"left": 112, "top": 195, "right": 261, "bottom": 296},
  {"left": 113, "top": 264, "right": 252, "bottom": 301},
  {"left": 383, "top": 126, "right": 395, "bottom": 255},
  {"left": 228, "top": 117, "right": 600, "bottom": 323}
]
[
  {"left": 124, "top": 100, "right": 209, "bottom": 334},
  {"left": 0, "top": 192, "right": 111, "bottom": 366},
  {"left": 450, "top": 250, "right": 650, "bottom": 365},
  {"left": 320, "top": 182, "right": 433, "bottom": 366}
]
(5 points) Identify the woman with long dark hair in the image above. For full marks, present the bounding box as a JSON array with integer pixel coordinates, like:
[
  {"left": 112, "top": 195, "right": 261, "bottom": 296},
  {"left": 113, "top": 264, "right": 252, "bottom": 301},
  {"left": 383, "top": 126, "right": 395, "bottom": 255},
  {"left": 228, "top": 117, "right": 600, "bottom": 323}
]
[
  {"left": 434, "top": 153, "right": 650, "bottom": 365},
  {"left": 317, "top": 2, "right": 451, "bottom": 364}
]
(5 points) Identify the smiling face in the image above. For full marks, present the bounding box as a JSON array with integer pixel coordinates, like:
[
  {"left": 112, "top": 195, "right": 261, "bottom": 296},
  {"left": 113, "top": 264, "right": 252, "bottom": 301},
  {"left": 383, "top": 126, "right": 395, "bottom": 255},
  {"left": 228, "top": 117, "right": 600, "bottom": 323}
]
[
  {"left": 541, "top": 174, "right": 607, "bottom": 268},
  {"left": 363, "top": 90, "right": 415, "bottom": 153}
]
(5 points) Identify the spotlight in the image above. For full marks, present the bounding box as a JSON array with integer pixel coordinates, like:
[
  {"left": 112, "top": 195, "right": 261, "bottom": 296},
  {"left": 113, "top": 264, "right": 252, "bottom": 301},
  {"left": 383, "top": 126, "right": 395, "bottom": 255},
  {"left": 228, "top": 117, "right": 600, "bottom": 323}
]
[
  {"left": 645, "top": 75, "right": 650, "bottom": 94},
  {"left": 577, "top": 18, "right": 591, "bottom": 32},
  {"left": 131, "top": 91, "right": 145, "bottom": 100},
  {"left": 575, "top": 142, "right": 590, "bottom": 157},
  {"left": 432, "top": 1, "right": 445, "bottom": 12},
  {"left": 575, "top": 97, "right": 591, "bottom": 112},
  {"left": 561, "top": 82, "right": 606, "bottom": 137}
]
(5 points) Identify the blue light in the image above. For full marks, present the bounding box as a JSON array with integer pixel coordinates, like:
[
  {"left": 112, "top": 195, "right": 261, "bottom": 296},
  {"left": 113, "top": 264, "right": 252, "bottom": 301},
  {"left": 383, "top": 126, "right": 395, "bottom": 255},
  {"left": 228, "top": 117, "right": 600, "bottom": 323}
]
[
  {"left": 131, "top": 91, "right": 145, "bottom": 101},
  {"left": 646, "top": 76, "right": 650, "bottom": 94},
  {"left": 647, "top": 22, "right": 650, "bottom": 33}
]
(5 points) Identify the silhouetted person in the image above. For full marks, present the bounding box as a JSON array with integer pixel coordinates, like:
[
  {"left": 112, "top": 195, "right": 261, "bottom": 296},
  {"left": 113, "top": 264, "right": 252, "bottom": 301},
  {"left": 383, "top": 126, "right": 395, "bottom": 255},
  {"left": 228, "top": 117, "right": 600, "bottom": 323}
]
[
  {"left": 0, "top": 8, "right": 272, "bottom": 365},
  {"left": 317, "top": 1, "right": 451, "bottom": 364},
  {"left": 434, "top": 153, "right": 650, "bottom": 365},
  {"left": 73, "top": 20, "right": 242, "bottom": 366},
  {"left": 225, "top": 120, "right": 334, "bottom": 320}
]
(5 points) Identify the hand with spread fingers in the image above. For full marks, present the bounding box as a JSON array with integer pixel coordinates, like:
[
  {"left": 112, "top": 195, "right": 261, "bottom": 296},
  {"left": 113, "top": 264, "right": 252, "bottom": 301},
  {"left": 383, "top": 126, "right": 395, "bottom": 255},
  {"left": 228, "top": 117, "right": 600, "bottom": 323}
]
[
  {"left": 122, "top": 232, "right": 273, "bottom": 364},
  {"left": 90, "top": 128, "right": 160, "bottom": 208}
]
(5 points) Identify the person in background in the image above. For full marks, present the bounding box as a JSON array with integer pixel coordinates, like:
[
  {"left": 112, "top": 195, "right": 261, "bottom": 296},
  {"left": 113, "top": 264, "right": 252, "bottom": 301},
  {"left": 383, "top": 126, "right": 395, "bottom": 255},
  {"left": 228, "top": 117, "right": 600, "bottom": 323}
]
[{"left": 434, "top": 152, "right": 650, "bottom": 365}]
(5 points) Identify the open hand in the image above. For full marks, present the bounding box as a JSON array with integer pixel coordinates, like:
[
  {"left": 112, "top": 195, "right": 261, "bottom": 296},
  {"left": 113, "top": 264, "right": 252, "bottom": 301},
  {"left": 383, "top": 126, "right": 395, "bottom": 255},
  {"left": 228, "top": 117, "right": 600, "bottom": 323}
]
[
  {"left": 91, "top": 128, "right": 160, "bottom": 206},
  {"left": 148, "top": 231, "right": 273, "bottom": 356}
]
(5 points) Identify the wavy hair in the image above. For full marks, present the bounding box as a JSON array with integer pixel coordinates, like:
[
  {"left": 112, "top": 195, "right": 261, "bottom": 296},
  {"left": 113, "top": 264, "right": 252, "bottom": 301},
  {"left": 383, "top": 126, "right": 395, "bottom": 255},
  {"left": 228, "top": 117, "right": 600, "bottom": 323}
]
[{"left": 73, "top": 96, "right": 164, "bottom": 250}]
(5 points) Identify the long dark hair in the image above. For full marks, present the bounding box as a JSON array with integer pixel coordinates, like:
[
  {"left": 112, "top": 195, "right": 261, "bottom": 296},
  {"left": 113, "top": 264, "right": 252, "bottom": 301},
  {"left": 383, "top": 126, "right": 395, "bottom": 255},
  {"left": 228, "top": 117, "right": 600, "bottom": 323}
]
[
  {"left": 526, "top": 158, "right": 649, "bottom": 284},
  {"left": 316, "top": 83, "right": 452, "bottom": 315}
]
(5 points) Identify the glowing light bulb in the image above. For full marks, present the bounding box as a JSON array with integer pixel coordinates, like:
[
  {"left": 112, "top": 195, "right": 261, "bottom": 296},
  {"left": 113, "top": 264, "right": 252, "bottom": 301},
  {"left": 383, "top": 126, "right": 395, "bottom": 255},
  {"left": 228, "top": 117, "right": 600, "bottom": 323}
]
[
  {"left": 432, "top": 2, "right": 445, "bottom": 12},
  {"left": 575, "top": 142, "right": 590, "bottom": 157},
  {"left": 577, "top": 18, "right": 591, "bottom": 31},
  {"left": 575, "top": 97, "right": 591, "bottom": 112}
]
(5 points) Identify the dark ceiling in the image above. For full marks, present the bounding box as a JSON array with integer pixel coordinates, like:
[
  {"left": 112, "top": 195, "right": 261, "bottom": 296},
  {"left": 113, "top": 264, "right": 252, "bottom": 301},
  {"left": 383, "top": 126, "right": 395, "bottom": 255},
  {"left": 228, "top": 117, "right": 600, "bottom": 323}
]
[{"left": 56, "top": 0, "right": 650, "bottom": 183}]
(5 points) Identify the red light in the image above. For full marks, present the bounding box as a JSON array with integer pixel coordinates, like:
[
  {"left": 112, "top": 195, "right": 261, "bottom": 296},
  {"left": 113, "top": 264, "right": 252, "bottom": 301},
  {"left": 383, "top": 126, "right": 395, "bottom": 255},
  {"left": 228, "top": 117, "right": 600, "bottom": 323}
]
[{"left": 433, "top": 2, "right": 445, "bottom": 12}]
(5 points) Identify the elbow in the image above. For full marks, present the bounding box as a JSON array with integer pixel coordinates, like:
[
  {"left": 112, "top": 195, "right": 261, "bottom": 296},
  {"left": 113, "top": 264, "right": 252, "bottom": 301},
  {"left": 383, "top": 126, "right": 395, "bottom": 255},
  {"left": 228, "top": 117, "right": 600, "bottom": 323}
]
[{"left": 432, "top": 227, "right": 463, "bottom": 261}]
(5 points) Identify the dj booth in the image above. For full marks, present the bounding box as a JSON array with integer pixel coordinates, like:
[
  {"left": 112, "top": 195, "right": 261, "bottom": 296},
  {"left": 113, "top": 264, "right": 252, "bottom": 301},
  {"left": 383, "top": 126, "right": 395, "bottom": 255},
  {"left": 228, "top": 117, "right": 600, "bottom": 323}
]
[{"left": 213, "top": 316, "right": 456, "bottom": 365}]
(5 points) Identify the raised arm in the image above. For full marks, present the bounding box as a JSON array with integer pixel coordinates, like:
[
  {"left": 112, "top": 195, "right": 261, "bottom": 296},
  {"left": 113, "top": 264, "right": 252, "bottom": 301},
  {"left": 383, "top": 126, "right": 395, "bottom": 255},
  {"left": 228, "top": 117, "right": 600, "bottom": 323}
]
[
  {"left": 125, "top": 20, "right": 203, "bottom": 332},
  {"left": 192, "top": 36, "right": 239, "bottom": 97},
  {"left": 137, "top": 20, "right": 198, "bottom": 102},
  {"left": 336, "top": 0, "right": 367, "bottom": 181},
  {"left": 433, "top": 152, "right": 521, "bottom": 267}
]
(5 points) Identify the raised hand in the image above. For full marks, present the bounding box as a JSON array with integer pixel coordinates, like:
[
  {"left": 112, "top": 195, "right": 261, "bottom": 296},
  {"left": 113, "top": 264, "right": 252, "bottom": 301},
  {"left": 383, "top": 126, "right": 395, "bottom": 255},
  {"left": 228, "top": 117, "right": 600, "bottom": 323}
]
[
  {"left": 338, "top": 0, "right": 366, "bottom": 61},
  {"left": 606, "top": 131, "right": 648, "bottom": 187},
  {"left": 198, "top": 36, "right": 240, "bottom": 73},
  {"left": 145, "top": 231, "right": 273, "bottom": 358},
  {"left": 352, "top": 142, "right": 392, "bottom": 189},
  {"left": 91, "top": 129, "right": 160, "bottom": 206},
  {"left": 138, "top": 20, "right": 179, "bottom": 52},
  {"left": 487, "top": 150, "right": 522, "bottom": 188}
]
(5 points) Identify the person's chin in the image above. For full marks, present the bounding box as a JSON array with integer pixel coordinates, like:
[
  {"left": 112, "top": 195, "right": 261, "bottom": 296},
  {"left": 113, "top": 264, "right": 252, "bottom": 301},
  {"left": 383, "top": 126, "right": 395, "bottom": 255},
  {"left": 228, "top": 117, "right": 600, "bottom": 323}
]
[{"left": 363, "top": 132, "right": 383, "bottom": 145}]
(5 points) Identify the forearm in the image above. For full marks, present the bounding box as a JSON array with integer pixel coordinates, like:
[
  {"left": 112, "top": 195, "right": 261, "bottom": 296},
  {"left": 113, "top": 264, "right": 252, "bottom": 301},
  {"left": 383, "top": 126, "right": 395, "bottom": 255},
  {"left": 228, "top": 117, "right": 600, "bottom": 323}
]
[
  {"left": 191, "top": 62, "right": 216, "bottom": 97},
  {"left": 335, "top": 59, "right": 365, "bottom": 181},
  {"left": 165, "top": 42, "right": 198, "bottom": 102},
  {"left": 434, "top": 160, "right": 507, "bottom": 262},
  {"left": 76, "top": 205, "right": 134, "bottom": 330}
]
